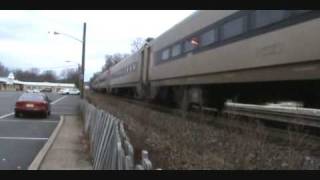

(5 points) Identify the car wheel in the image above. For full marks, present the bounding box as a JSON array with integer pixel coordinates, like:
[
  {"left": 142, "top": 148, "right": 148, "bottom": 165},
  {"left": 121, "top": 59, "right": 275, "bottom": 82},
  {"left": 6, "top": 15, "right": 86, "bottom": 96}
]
[
  {"left": 14, "top": 111, "right": 19, "bottom": 118},
  {"left": 15, "top": 111, "right": 23, "bottom": 118},
  {"left": 42, "top": 112, "right": 48, "bottom": 118}
]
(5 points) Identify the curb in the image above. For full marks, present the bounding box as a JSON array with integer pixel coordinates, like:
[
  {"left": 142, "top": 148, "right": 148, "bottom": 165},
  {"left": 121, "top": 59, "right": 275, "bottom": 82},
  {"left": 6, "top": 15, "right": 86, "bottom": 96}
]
[{"left": 28, "top": 116, "right": 65, "bottom": 170}]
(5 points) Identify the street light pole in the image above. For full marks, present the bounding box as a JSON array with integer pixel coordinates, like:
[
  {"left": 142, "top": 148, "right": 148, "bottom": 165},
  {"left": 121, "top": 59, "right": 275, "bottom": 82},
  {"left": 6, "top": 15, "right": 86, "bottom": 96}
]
[
  {"left": 50, "top": 23, "right": 86, "bottom": 99},
  {"left": 64, "top": 61, "right": 81, "bottom": 94},
  {"left": 80, "top": 22, "right": 86, "bottom": 99}
]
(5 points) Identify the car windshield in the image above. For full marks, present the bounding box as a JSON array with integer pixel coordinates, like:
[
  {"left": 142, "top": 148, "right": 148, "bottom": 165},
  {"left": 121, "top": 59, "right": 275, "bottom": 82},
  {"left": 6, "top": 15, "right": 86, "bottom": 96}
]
[{"left": 18, "top": 93, "right": 45, "bottom": 101}]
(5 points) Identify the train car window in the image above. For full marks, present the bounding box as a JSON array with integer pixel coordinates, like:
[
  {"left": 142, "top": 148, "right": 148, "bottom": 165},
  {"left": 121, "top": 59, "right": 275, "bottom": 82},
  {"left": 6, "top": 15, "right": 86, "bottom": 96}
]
[
  {"left": 200, "top": 29, "right": 216, "bottom": 47},
  {"left": 161, "top": 49, "right": 170, "bottom": 61},
  {"left": 171, "top": 43, "right": 181, "bottom": 57},
  {"left": 184, "top": 37, "right": 199, "bottom": 53},
  {"left": 254, "top": 10, "right": 287, "bottom": 28},
  {"left": 191, "top": 37, "right": 200, "bottom": 47},
  {"left": 184, "top": 40, "right": 193, "bottom": 53},
  {"left": 221, "top": 16, "right": 245, "bottom": 40}
]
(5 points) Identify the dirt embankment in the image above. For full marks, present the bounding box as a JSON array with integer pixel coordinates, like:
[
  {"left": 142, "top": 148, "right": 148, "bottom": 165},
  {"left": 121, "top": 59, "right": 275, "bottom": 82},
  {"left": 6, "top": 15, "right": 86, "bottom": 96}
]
[{"left": 86, "top": 91, "right": 320, "bottom": 170}]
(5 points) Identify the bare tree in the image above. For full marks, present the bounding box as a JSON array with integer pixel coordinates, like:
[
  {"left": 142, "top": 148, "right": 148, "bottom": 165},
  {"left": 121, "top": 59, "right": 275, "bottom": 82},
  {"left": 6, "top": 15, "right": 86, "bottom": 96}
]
[
  {"left": 59, "top": 68, "right": 81, "bottom": 88},
  {"left": 11, "top": 66, "right": 80, "bottom": 88},
  {"left": 40, "top": 70, "right": 57, "bottom": 82},
  {"left": 0, "top": 61, "right": 10, "bottom": 77},
  {"left": 102, "top": 53, "right": 129, "bottom": 72},
  {"left": 130, "top": 37, "right": 145, "bottom": 54},
  {"left": 13, "top": 69, "right": 35, "bottom": 81},
  {"left": 89, "top": 72, "right": 100, "bottom": 88},
  {"left": 13, "top": 68, "right": 57, "bottom": 82},
  {"left": 29, "top": 68, "right": 40, "bottom": 75},
  {"left": 89, "top": 37, "right": 153, "bottom": 86}
]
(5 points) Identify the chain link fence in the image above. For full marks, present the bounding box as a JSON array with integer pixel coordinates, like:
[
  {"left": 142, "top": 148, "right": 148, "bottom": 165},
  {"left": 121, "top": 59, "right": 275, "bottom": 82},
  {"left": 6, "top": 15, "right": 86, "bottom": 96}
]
[{"left": 80, "top": 100, "right": 154, "bottom": 170}]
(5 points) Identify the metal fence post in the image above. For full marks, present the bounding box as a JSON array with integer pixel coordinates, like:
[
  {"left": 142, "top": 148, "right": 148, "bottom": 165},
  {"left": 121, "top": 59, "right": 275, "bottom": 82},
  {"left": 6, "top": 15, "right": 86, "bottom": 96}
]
[{"left": 82, "top": 101, "right": 154, "bottom": 170}]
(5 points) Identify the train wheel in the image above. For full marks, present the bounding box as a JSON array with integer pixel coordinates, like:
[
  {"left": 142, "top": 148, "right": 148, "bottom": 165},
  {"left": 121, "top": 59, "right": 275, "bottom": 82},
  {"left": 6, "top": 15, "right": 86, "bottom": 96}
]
[{"left": 174, "top": 87, "right": 190, "bottom": 111}]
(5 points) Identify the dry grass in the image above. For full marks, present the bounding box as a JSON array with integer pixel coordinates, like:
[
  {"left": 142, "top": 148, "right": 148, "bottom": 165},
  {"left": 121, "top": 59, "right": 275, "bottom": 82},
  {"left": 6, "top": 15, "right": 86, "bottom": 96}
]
[{"left": 84, "top": 91, "right": 320, "bottom": 170}]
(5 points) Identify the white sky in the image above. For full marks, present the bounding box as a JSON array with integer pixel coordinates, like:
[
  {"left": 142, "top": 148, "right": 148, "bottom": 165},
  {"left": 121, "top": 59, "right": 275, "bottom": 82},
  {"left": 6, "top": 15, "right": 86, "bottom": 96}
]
[{"left": 0, "top": 10, "right": 195, "bottom": 81}]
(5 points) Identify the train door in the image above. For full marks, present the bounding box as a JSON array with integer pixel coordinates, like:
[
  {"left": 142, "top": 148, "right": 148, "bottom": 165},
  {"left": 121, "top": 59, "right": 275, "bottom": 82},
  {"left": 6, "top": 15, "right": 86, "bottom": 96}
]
[
  {"left": 142, "top": 46, "right": 151, "bottom": 85},
  {"left": 136, "top": 45, "right": 151, "bottom": 99},
  {"left": 140, "top": 49, "right": 145, "bottom": 83}
]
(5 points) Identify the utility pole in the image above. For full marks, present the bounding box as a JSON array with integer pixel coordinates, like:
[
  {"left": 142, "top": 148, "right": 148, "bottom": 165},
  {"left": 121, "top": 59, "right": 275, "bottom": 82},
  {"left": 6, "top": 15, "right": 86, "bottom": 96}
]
[{"left": 80, "top": 22, "right": 86, "bottom": 99}]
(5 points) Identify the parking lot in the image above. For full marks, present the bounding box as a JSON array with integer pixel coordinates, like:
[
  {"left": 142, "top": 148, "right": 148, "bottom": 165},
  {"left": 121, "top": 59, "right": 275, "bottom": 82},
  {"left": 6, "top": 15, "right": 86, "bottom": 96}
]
[{"left": 0, "top": 91, "right": 80, "bottom": 170}]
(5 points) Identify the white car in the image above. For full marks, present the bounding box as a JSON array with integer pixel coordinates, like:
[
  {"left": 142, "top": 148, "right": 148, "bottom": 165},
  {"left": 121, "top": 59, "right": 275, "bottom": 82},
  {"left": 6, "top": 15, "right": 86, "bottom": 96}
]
[
  {"left": 26, "top": 89, "right": 40, "bottom": 93},
  {"left": 58, "top": 89, "right": 68, "bottom": 95},
  {"left": 26, "top": 89, "right": 33, "bottom": 93},
  {"left": 33, "top": 89, "right": 41, "bottom": 93},
  {"left": 69, "top": 89, "right": 80, "bottom": 95},
  {"left": 59, "top": 88, "right": 80, "bottom": 95}
]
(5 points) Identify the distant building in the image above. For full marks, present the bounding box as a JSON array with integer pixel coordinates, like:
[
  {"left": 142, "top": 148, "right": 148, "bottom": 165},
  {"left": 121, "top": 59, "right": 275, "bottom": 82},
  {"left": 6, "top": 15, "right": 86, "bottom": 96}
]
[
  {"left": 0, "top": 73, "right": 21, "bottom": 91},
  {"left": 0, "top": 73, "right": 75, "bottom": 92}
]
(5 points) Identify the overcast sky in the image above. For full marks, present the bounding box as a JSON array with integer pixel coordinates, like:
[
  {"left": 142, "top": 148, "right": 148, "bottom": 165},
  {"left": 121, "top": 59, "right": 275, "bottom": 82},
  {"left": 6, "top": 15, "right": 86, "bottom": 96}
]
[{"left": 0, "top": 10, "right": 195, "bottom": 81}]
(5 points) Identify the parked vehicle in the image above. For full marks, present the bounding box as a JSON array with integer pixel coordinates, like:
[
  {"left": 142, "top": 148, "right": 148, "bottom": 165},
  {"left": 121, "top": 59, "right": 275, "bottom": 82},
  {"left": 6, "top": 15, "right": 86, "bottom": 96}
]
[
  {"left": 15, "top": 93, "right": 51, "bottom": 118},
  {"left": 25, "top": 89, "right": 33, "bottom": 93},
  {"left": 57, "top": 89, "right": 66, "bottom": 94},
  {"left": 58, "top": 88, "right": 80, "bottom": 95},
  {"left": 32, "top": 89, "right": 40, "bottom": 93},
  {"left": 40, "top": 88, "right": 52, "bottom": 92},
  {"left": 68, "top": 88, "right": 80, "bottom": 95},
  {"left": 58, "top": 88, "right": 70, "bottom": 95}
]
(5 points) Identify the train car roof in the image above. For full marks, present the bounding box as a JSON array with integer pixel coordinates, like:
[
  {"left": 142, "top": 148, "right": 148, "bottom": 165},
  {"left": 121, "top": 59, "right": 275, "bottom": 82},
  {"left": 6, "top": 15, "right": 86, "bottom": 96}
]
[
  {"left": 109, "top": 50, "right": 140, "bottom": 71},
  {"left": 148, "top": 10, "right": 238, "bottom": 49},
  {"left": 147, "top": 11, "right": 201, "bottom": 45}
]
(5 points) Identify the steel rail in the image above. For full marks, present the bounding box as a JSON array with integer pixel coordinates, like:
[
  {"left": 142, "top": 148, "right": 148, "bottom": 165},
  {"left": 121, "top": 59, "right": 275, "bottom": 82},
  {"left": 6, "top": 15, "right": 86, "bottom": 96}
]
[{"left": 224, "top": 103, "right": 320, "bottom": 128}]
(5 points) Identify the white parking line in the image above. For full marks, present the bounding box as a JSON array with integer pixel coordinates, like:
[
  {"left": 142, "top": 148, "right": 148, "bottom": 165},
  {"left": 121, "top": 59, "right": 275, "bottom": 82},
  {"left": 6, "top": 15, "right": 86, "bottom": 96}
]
[
  {"left": 0, "top": 113, "right": 14, "bottom": 119},
  {"left": 0, "top": 119, "right": 58, "bottom": 123},
  {"left": 51, "top": 96, "right": 67, "bottom": 105},
  {"left": 0, "top": 137, "right": 48, "bottom": 140}
]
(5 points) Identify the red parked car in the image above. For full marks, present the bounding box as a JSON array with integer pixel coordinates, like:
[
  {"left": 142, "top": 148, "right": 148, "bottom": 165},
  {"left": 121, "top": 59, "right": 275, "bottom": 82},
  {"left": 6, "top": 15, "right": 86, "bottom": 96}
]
[{"left": 15, "top": 93, "right": 51, "bottom": 118}]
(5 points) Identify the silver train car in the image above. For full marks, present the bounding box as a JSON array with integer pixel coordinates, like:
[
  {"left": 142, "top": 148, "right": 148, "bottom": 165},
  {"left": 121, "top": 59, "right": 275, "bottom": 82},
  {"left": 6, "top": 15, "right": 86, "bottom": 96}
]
[
  {"left": 92, "top": 10, "right": 320, "bottom": 110},
  {"left": 91, "top": 70, "right": 110, "bottom": 93}
]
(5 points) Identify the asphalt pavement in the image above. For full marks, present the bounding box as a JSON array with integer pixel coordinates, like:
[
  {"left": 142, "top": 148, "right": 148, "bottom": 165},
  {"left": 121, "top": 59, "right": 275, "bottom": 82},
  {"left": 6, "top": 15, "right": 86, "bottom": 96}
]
[
  {"left": 0, "top": 91, "right": 22, "bottom": 118},
  {"left": 0, "top": 91, "right": 80, "bottom": 170}
]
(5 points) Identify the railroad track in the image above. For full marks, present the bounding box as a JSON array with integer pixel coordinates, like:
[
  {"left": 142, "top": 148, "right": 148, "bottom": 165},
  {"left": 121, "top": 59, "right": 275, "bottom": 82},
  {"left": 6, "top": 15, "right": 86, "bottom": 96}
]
[
  {"left": 224, "top": 102, "right": 320, "bottom": 129},
  {"left": 102, "top": 92, "right": 320, "bottom": 128},
  {"left": 102, "top": 94, "right": 320, "bottom": 130},
  {"left": 108, "top": 95, "right": 320, "bottom": 141},
  {"left": 88, "top": 92, "right": 320, "bottom": 158}
]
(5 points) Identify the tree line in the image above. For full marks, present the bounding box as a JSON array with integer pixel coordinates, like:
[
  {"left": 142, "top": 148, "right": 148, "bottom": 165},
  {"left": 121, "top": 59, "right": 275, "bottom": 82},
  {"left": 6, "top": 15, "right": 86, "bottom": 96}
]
[
  {"left": 0, "top": 62, "right": 10, "bottom": 77},
  {"left": 89, "top": 37, "right": 149, "bottom": 85},
  {"left": 0, "top": 61, "right": 81, "bottom": 87}
]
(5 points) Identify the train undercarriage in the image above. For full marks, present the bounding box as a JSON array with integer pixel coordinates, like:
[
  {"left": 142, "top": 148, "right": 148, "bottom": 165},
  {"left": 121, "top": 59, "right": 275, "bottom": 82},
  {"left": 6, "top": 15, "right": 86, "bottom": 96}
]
[{"left": 107, "top": 79, "right": 320, "bottom": 112}]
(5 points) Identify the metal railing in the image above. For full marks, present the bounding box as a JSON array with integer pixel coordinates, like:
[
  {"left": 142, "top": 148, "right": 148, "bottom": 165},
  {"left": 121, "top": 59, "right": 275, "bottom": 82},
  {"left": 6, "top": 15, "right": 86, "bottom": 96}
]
[
  {"left": 80, "top": 100, "right": 153, "bottom": 170},
  {"left": 224, "top": 102, "right": 320, "bottom": 128}
]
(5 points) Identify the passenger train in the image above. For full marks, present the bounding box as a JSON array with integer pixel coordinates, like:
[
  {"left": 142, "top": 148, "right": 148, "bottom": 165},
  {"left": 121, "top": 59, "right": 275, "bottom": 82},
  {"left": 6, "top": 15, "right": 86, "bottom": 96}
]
[{"left": 92, "top": 10, "right": 320, "bottom": 111}]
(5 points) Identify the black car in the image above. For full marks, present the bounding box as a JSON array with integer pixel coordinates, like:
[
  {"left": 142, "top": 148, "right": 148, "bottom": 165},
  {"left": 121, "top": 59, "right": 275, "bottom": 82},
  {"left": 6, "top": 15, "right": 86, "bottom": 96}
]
[{"left": 40, "top": 88, "right": 52, "bottom": 92}]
